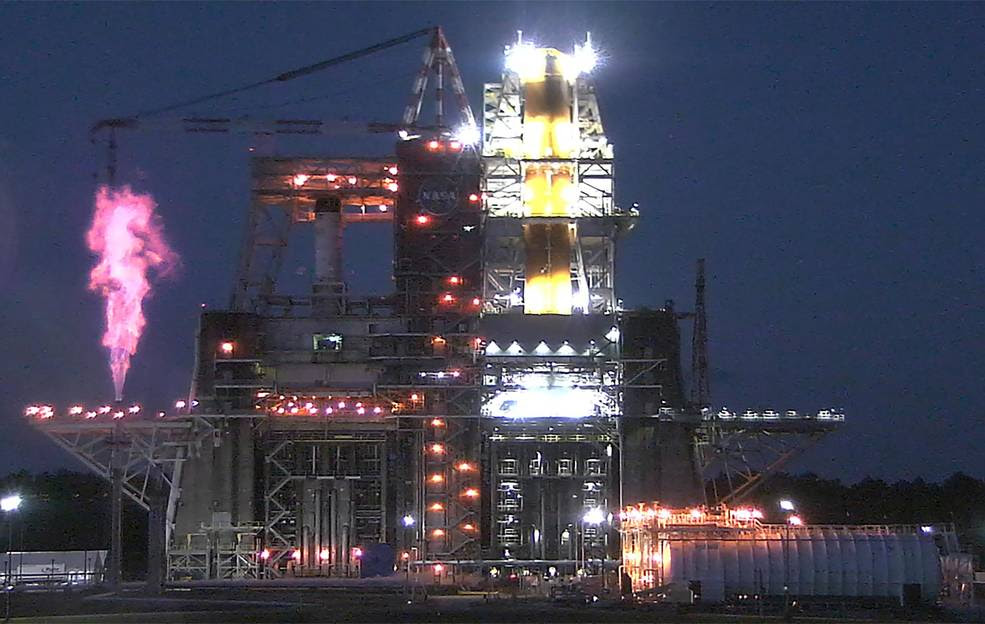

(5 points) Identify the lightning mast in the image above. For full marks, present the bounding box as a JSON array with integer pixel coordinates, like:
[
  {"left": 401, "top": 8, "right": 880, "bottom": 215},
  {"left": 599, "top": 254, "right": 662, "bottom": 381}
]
[{"left": 690, "top": 258, "right": 709, "bottom": 409}]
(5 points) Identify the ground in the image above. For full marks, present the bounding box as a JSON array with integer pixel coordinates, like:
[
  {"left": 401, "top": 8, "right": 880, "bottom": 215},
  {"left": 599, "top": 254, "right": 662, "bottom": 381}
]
[{"left": 6, "top": 583, "right": 975, "bottom": 623}]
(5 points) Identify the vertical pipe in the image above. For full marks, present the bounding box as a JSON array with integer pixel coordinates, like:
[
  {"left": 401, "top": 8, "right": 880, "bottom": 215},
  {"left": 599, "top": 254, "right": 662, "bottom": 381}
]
[
  {"left": 106, "top": 128, "right": 117, "bottom": 188},
  {"left": 314, "top": 198, "right": 342, "bottom": 286},
  {"left": 313, "top": 198, "right": 344, "bottom": 316},
  {"left": 146, "top": 472, "right": 166, "bottom": 594},
  {"left": 235, "top": 420, "right": 254, "bottom": 525},
  {"left": 108, "top": 425, "right": 123, "bottom": 589}
]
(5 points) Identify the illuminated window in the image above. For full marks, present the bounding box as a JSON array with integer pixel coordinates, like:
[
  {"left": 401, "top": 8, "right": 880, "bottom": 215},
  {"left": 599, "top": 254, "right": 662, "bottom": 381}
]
[
  {"left": 585, "top": 458, "right": 605, "bottom": 476},
  {"left": 313, "top": 333, "right": 343, "bottom": 351},
  {"left": 556, "top": 458, "right": 574, "bottom": 476},
  {"left": 498, "top": 459, "right": 518, "bottom": 476}
]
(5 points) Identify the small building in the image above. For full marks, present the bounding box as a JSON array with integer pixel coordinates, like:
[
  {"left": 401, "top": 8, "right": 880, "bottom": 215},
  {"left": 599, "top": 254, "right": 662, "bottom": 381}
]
[{"left": 3, "top": 550, "right": 105, "bottom": 586}]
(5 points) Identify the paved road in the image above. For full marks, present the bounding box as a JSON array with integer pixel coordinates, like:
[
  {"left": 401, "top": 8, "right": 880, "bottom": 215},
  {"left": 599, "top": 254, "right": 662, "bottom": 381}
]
[{"left": 7, "top": 587, "right": 961, "bottom": 623}]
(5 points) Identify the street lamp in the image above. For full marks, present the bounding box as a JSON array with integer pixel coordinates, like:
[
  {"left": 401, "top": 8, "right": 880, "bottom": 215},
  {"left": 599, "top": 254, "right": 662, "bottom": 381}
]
[
  {"left": 3, "top": 494, "right": 22, "bottom": 623},
  {"left": 581, "top": 508, "right": 605, "bottom": 576},
  {"left": 777, "top": 499, "right": 799, "bottom": 619},
  {"left": 582, "top": 508, "right": 605, "bottom": 525}
]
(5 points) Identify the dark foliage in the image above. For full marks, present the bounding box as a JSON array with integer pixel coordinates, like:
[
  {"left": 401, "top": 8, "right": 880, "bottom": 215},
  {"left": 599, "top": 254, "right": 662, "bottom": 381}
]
[
  {"left": 746, "top": 472, "right": 985, "bottom": 563},
  {"left": 0, "top": 470, "right": 148, "bottom": 580}
]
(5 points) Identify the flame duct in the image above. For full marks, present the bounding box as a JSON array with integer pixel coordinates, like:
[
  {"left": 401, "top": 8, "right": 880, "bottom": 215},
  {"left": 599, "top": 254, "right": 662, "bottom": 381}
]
[{"left": 520, "top": 50, "right": 577, "bottom": 315}]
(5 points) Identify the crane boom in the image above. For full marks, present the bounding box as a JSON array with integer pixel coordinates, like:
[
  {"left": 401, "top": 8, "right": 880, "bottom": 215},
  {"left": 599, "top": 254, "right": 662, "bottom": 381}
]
[
  {"left": 89, "top": 26, "right": 477, "bottom": 186},
  {"left": 134, "top": 27, "right": 437, "bottom": 119}
]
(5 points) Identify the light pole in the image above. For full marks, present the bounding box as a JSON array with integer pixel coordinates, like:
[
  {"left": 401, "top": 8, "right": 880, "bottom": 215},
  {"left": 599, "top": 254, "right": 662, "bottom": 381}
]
[
  {"left": 581, "top": 508, "right": 605, "bottom": 577},
  {"left": 2, "top": 494, "right": 23, "bottom": 623},
  {"left": 778, "top": 499, "right": 798, "bottom": 619},
  {"left": 401, "top": 514, "right": 415, "bottom": 600}
]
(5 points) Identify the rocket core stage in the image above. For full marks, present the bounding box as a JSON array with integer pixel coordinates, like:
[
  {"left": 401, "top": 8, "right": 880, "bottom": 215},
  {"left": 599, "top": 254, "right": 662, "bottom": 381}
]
[{"left": 507, "top": 41, "right": 594, "bottom": 315}]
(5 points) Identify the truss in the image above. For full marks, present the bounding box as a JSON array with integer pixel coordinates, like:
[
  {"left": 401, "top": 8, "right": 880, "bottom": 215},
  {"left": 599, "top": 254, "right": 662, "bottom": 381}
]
[
  {"left": 232, "top": 157, "right": 398, "bottom": 313},
  {"left": 261, "top": 429, "right": 388, "bottom": 575},
  {"left": 695, "top": 418, "right": 839, "bottom": 505},
  {"left": 29, "top": 417, "right": 214, "bottom": 545},
  {"left": 402, "top": 27, "right": 476, "bottom": 130}
]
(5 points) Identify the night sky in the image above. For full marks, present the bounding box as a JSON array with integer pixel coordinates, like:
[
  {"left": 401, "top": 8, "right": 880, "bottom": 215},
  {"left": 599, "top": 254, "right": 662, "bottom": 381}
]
[{"left": 1, "top": 3, "right": 982, "bottom": 481}]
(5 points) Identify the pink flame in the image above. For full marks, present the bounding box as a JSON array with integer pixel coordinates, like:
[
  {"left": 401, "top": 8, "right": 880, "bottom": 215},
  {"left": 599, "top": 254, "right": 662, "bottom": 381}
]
[{"left": 86, "top": 186, "right": 177, "bottom": 400}]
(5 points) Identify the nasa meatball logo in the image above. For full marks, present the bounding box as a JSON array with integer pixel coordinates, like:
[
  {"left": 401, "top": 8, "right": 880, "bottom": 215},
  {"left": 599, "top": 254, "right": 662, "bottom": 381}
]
[{"left": 417, "top": 179, "right": 459, "bottom": 215}]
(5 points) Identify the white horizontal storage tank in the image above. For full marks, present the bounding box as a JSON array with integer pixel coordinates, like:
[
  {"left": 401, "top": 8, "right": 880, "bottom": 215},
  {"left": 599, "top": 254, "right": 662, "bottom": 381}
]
[{"left": 629, "top": 525, "right": 942, "bottom": 603}]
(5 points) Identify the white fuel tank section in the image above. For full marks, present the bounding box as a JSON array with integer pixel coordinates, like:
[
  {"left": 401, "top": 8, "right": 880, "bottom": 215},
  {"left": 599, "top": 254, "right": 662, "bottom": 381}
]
[{"left": 622, "top": 513, "right": 947, "bottom": 603}]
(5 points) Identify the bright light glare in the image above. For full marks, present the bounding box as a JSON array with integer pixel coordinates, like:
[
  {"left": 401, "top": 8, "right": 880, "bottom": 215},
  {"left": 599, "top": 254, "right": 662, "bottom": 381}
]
[
  {"left": 454, "top": 123, "right": 480, "bottom": 145},
  {"left": 402, "top": 514, "right": 415, "bottom": 527},
  {"left": 788, "top": 515, "right": 804, "bottom": 526},
  {"left": 483, "top": 388, "right": 603, "bottom": 418},
  {"left": 1, "top": 495, "right": 22, "bottom": 512},
  {"left": 582, "top": 507, "right": 605, "bottom": 525},
  {"left": 779, "top": 499, "right": 796, "bottom": 511},
  {"left": 505, "top": 43, "right": 543, "bottom": 76},
  {"left": 573, "top": 41, "right": 597, "bottom": 74}
]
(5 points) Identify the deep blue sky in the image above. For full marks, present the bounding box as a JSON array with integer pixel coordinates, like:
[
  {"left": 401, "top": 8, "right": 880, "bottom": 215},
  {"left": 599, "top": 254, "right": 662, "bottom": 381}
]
[{"left": 1, "top": 3, "right": 982, "bottom": 481}]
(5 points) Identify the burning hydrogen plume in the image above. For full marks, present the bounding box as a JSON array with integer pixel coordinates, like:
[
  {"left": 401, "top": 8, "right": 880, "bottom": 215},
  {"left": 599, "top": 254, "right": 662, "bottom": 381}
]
[{"left": 86, "top": 186, "right": 177, "bottom": 400}]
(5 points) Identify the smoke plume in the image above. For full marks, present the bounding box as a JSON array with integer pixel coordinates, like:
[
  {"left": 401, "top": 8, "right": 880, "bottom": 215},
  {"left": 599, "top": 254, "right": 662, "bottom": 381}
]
[{"left": 86, "top": 186, "right": 177, "bottom": 400}]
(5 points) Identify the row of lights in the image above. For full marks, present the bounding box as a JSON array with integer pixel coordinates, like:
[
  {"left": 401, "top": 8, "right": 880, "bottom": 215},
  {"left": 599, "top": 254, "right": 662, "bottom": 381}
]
[
  {"left": 411, "top": 193, "right": 480, "bottom": 228},
  {"left": 259, "top": 546, "right": 364, "bottom": 563},
  {"left": 252, "top": 392, "right": 410, "bottom": 417},
  {"left": 291, "top": 165, "right": 399, "bottom": 189},
  {"left": 407, "top": 519, "right": 479, "bottom": 537},
  {"left": 425, "top": 138, "right": 464, "bottom": 153},
  {"left": 622, "top": 502, "right": 807, "bottom": 526},
  {"left": 438, "top": 293, "right": 482, "bottom": 308},
  {"left": 25, "top": 404, "right": 161, "bottom": 420},
  {"left": 417, "top": 369, "right": 464, "bottom": 380},
  {"left": 268, "top": 399, "right": 389, "bottom": 417}
]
